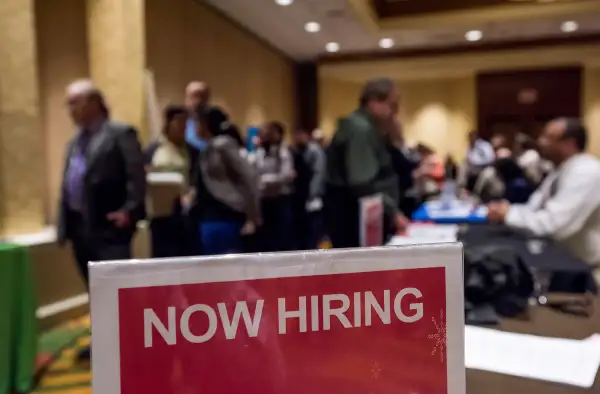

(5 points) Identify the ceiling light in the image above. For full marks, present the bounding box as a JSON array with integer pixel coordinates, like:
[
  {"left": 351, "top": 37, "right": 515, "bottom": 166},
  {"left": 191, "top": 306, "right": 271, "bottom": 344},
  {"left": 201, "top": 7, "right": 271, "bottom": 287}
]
[
  {"left": 465, "top": 30, "right": 483, "bottom": 42},
  {"left": 561, "top": 20, "right": 579, "bottom": 33},
  {"left": 325, "top": 42, "right": 340, "bottom": 53},
  {"left": 304, "top": 21, "right": 321, "bottom": 33},
  {"left": 275, "top": 0, "right": 293, "bottom": 6},
  {"left": 379, "top": 38, "right": 395, "bottom": 49}
]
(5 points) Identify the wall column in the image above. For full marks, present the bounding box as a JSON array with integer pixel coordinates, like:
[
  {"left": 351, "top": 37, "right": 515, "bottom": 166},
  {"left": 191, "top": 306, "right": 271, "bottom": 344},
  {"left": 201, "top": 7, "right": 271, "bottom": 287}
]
[
  {"left": 87, "top": 0, "right": 147, "bottom": 139},
  {"left": 294, "top": 61, "right": 318, "bottom": 132},
  {"left": 0, "top": 0, "right": 44, "bottom": 235},
  {"left": 584, "top": 65, "right": 600, "bottom": 157}
]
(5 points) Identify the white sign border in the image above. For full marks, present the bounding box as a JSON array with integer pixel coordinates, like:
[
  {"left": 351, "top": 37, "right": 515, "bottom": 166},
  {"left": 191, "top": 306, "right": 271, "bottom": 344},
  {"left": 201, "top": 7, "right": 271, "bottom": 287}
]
[{"left": 90, "top": 243, "right": 465, "bottom": 394}]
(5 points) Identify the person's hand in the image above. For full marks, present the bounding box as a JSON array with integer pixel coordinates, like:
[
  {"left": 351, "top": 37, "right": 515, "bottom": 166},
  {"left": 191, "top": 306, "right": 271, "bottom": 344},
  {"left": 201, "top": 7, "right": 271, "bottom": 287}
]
[
  {"left": 306, "top": 197, "right": 323, "bottom": 212},
  {"left": 106, "top": 211, "right": 130, "bottom": 228},
  {"left": 240, "top": 220, "right": 257, "bottom": 236},
  {"left": 395, "top": 213, "right": 410, "bottom": 234},
  {"left": 487, "top": 200, "right": 510, "bottom": 223},
  {"left": 181, "top": 191, "right": 195, "bottom": 208},
  {"left": 459, "top": 188, "right": 470, "bottom": 200}
]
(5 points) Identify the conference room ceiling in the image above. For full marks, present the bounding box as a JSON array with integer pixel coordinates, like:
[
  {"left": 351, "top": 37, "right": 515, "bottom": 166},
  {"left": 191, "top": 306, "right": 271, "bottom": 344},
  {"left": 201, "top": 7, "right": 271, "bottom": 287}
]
[{"left": 202, "top": 0, "right": 600, "bottom": 60}]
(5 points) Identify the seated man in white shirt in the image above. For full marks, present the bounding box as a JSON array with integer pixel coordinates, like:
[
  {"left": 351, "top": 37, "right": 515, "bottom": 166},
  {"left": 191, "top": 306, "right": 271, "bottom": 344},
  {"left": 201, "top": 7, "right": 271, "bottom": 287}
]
[{"left": 488, "top": 118, "right": 600, "bottom": 270}]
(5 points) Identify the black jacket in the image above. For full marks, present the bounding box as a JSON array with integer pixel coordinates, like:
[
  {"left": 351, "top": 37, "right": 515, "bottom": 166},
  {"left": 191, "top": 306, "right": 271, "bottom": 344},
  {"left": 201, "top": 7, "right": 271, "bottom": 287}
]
[{"left": 58, "top": 121, "right": 146, "bottom": 242}]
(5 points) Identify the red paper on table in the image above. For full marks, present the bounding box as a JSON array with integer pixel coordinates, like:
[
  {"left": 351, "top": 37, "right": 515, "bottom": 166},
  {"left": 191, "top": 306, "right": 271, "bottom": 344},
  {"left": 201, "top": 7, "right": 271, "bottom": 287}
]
[
  {"left": 90, "top": 245, "right": 465, "bottom": 394},
  {"left": 359, "top": 194, "right": 384, "bottom": 247}
]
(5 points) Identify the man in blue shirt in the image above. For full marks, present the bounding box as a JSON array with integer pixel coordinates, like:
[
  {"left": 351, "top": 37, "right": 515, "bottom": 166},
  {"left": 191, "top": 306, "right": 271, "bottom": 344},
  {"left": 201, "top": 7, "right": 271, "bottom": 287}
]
[{"left": 185, "top": 81, "right": 229, "bottom": 150}]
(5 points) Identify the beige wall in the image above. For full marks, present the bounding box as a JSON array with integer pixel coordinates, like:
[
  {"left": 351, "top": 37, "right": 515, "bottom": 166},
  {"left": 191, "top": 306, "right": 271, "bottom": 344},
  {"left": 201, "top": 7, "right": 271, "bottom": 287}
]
[
  {"left": 145, "top": 0, "right": 295, "bottom": 132},
  {"left": 35, "top": 0, "right": 296, "bottom": 224},
  {"left": 320, "top": 65, "right": 600, "bottom": 159},
  {"left": 319, "top": 44, "right": 600, "bottom": 159},
  {"left": 36, "top": 0, "right": 89, "bottom": 222},
  {"left": 0, "top": 0, "right": 44, "bottom": 235},
  {"left": 319, "top": 76, "right": 475, "bottom": 160}
]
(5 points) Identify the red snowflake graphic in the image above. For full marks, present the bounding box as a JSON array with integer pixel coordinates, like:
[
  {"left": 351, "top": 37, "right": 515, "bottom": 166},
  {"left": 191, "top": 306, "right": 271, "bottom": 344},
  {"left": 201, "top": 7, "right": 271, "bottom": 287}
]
[{"left": 427, "top": 309, "right": 447, "bottom": 362}]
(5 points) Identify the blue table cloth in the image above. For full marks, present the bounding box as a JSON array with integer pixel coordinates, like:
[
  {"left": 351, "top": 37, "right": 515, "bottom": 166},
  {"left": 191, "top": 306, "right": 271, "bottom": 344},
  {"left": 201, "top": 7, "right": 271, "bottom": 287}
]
[{"left": 412, "top": 202, "right": 487, "bottom": 224}]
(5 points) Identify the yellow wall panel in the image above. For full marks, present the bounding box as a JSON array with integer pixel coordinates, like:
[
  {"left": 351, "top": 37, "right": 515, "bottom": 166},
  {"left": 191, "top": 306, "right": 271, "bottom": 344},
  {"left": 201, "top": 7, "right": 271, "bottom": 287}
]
[
  {"left": 36, "top": 0, "right": 89, "bottom": 223},
  {"left": 0, "top": 0, "right": 44, "bottom": 235},
  {"left": 87, "top": 0, "right": 146, "bottom": 137},
  {"left": 584, "top": 67, "right": 600, "bottom": 157}
]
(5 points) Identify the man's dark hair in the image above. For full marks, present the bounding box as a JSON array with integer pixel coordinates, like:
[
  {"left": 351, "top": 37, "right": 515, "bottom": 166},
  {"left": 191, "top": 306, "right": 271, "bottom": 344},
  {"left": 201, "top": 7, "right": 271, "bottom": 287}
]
[
  {"left": 415, "top": 143, "right": 434, "bottom": 156},
  {"left": 515, "top": 133, "right": 536, "bottom": 151},
  {"left": 222, "top": 123, "right": 244, "bottom": 147},
  {"left": 194, "top": 104, "right": 228, "bottom": 136},
  {"left": 164, "top": 105, "right": 187, "bottom": 123},
  {"left": 162, "top": 105, "right": 187, "bottom": 135},
  {"left": 359, "top": 77, "right": 395, "bottom": 107},
  {"left": 560, "top": 118, "right": 587, "bottom": 151},
  {"left": 267, "top": 121, "right": 285, "bottom": 138},
  {"left": 294, "top": 128, "right": 311, "bottom": 136}
]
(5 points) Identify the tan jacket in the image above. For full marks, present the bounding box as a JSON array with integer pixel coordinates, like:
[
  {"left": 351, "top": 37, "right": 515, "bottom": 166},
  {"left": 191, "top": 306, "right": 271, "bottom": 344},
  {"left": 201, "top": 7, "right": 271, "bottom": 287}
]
[
  {"left": 199, "top": 135, "right": 261, "bottom": 223},
  {"left": 150, "top": 135, "right": 191, "bottom": 183}
]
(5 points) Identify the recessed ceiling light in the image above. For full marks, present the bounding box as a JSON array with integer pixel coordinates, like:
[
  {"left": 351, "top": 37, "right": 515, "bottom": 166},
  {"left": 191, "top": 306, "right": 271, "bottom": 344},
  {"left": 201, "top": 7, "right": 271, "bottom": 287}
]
[
  {"left": 379, "top": 38, "right": 395, "bottom": 49},
  {"left": 561, "top": 20, "right": 579, "bottom": 33},
  {"left": 304, "top": 21, "right": 321, "bottom": 33},
  {"left": 325, "top": 42, "right": 340, "bottom": 53},
  {"left": 275, "top": 0, "right": 293, "bottom": 6},
  {"left": 465, "top": 30, "right": 483, "bottom": 42}
]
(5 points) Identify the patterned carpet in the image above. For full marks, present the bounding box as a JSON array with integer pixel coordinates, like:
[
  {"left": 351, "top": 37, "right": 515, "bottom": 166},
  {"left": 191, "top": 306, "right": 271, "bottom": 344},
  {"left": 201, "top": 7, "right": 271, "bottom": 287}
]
[{"left": 35, "top": 316, "right": 91, "bottom": 393}]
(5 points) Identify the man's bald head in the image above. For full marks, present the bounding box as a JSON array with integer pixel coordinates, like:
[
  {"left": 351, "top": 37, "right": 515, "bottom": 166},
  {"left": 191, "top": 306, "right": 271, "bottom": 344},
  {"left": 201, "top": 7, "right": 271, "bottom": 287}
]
[
  {"left": 65, "top": 79, "right": 108, "bottom": 126},
  {"left": 67, "top": 79, "right": 96, "bottom": 97},
  {"left": 538, "top": 117, "right": 587, "bottom": 164},
  {"left": 185, "top": 81, "right": 210, "bottom": 110}
]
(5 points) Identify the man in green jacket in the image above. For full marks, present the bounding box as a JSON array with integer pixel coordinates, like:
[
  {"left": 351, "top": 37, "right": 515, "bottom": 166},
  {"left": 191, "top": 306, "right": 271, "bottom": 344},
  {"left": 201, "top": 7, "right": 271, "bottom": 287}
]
[{"left": 324, "top": 77, "right": 409, "bottom": 248}]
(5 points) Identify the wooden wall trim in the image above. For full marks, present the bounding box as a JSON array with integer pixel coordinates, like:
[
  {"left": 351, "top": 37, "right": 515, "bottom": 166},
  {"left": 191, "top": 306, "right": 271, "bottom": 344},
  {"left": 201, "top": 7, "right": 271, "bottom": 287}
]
[
  {"left": 294, "top": 61, "right": 318, "bottom": 132},
  {"left": 476, "top": 66, "right": 582, "bottom": 139},
  {"left": 318, "top": 33, "right": 600, "bottom": 64}
]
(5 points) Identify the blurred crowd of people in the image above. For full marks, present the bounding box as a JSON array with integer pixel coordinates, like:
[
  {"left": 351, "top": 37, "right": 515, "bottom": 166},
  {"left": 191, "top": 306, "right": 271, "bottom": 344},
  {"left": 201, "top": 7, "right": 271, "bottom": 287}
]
[
  {"left": 57, "top": 76, "right": 600, "bottom": 290},
  {"left": 58, "top": 79, "right": 330, "bottom": 269},
  {"left": 56, "top": 76, "right": 600, "bottom": 360}
]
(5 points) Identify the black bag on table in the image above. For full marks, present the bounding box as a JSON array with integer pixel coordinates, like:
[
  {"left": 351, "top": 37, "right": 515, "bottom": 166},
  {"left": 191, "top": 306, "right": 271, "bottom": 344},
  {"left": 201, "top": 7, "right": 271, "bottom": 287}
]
[{"left": 465, "top": 245, "right": 534, "bottom": 324}]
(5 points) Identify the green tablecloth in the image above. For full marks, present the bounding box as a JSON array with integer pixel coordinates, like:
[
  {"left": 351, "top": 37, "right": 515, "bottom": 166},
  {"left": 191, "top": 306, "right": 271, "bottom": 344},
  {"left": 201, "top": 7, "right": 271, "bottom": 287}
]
[{"left": 0, "top": 243, "right": 36, "bottom": 394}]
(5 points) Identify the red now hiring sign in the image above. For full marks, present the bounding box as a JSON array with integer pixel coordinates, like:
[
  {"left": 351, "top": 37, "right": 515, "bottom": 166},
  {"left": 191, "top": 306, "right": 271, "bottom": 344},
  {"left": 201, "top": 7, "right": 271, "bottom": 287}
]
[{"left": 89, "top": 245, "right": 465, "bottom": 394}]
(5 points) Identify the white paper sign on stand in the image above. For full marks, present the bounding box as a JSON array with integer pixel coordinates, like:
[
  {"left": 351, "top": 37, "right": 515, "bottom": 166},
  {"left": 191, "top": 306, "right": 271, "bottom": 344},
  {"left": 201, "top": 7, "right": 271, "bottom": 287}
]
[
  {"left": 388, "top": 224, "right": 458, "bottom": 246},
  {"left": 407, "top": 224, "right": 459, "bottom": 241},
  {"left": 359, "top": 193, "right": 384, "bottom": 247},
  {"left": 90, "top": 245, "right": 465, "bottom": 394}
]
